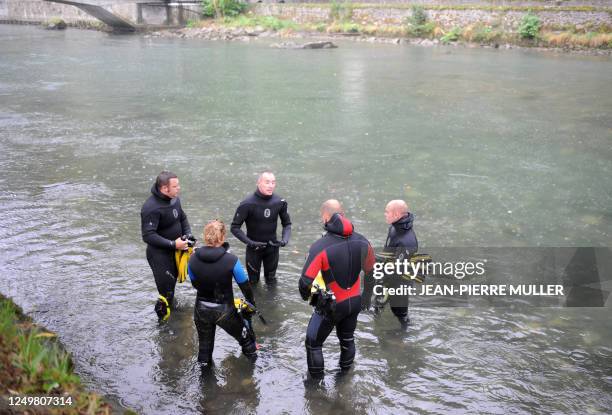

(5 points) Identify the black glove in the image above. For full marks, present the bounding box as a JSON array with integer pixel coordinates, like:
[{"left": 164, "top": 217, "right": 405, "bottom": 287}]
[
  {"left": 279, "top": 240, "right": 287, "bottom": 247},
  {"left": 238, "top": 281, "right": 256, "bottom": 306},
  {"left": 182, "top": 234, "right": 197, "bottom": 247},
  {"left": 268, "top": 240, "right": 287, "bottom": 248},
  {"left": 247, "top": 241, "right": 268, "bottom": 250}
]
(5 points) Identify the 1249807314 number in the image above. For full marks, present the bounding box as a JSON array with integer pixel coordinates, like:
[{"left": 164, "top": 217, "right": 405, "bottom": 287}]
[{"left": 8, "top": 395, "right": 73, "bottom": 406}]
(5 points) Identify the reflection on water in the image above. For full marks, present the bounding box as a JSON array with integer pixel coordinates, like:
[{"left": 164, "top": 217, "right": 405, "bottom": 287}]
[{"left": 0, "top": 25, "right": 611, "bottom": 414}]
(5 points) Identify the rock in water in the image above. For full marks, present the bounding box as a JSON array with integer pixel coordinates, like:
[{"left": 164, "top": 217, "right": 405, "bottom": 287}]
[
  {"left": 302, "top": 41, "right": 338, "bottom": 49},
  {"left": 43, "top": 18, "right": 67, "bottom": 30},
  {"left": 271, "top": 41, "right": 338, "bottom": 49}
]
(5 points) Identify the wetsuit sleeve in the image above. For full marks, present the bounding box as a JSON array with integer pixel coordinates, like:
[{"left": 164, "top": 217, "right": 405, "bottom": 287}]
[
  {"left": 280, "top": 200, "right": 292, "bottom": 244},
  {"left": 231, "top": 203, "right": 252, "bottom": 245},
  {"left": 233, "top": 259, "right": 255, "bottom": 304},
  {"left": 299, "top": 249, "right": 328, "bottom": 300},
  {"left": 365, "top": 243, "right": 376, "bottom": 274},
  {"left": 362, "top": 244, "right": 376, "bottom": 302},
  {"left": 232, "top": 259, "right": 248, "bottom": 284},
  {"left": 188, "top": 264, "right": 198, "bottom": 287},
  {"left": 179, "top": 202, "right": 191, "bottom": 236},
  {"left": 141, "top": 210, "right": 175, "bottom": 250}
]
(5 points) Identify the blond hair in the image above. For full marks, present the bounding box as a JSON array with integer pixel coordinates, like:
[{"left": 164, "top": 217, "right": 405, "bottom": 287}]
[{"left": 203, "top": 220, "right": 226, "bottom": 247}]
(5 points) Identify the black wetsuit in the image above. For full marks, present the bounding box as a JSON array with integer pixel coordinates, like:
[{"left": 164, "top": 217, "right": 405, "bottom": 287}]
[
  {"left": 384, "top": 213, "right": 418, "bottom": 322},
  {"left": 188, "top": 243, "right": 256, "bottom": 365},
  {"left": 231, "top": 189, "right": 291, "bottom": 283},
  {"left": 140, "top": 183, "right": 191, "bottom": 305},
  {"left": 299, "top": 213, "right": 375, "bottom": 376}
]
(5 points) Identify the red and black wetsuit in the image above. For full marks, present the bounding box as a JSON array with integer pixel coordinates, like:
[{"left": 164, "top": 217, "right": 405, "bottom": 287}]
[{"left": 299, "top": 213, "right": 375, "bottom": 376}]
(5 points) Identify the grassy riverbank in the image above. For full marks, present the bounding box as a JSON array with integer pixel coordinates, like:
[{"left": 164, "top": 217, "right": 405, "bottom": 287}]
[
  {"left": 187, "top": 12, "right": 612, "bottom": 51},
  {"left": 0, "top": 294, "right": 130, "bottom": 414}
]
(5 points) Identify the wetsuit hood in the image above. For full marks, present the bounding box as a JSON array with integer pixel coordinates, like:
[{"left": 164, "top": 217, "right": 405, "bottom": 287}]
[
  {"left": 254, "top": 188, "right": 272, "bottom": 200},
  {"left": 195, "top": 243, "right": 230, "bottom": 263},
  {"left": 151, "top": 183, "right": 171, "bottom": 201},
  {"left": 324, "top": 213, "right": 354, "bottom": 237},
  {"left": 393, "top": 213, "right": 415, "bottom": 231}
]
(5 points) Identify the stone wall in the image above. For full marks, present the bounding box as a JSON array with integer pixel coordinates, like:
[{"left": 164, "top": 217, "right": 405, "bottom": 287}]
[
  {"left": 252, "top": 3, "right": 612, "bottom": 30},
  {"left": 1, "top": 0, "right": 610, "bottom": 30},
  {"left": 269, "top": 0, "right": 611, "bottom": 5}
]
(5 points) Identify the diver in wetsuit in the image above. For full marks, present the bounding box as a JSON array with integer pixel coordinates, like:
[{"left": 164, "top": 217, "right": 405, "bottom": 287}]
[
  {"left": 363, "top": 200, "right": 419, "bottom": 328},
  {"left": 299, "top": 200, "right": 376, "bottom": 377},
  {"left": 188, "top": 220, "right": 257, "bottom": 367},
  {"left": 231, "top": 171, "right": 291, "bottom": 284},
  {"left": 140, "top": 171, "right": 191, "bottom": 320},
  {"left": 384, "top": 200, "right": 418, "bottom": 327}
]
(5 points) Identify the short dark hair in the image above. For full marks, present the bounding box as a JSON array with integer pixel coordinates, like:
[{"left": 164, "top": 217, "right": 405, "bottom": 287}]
[{"left": 156, "top": 171, "right": 177, "bottom": 189}]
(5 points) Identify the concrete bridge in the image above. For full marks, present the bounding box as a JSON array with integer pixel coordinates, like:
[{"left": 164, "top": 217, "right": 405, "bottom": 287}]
[{"left": 0, "top": 0, "right": 202, "bottom": 31}]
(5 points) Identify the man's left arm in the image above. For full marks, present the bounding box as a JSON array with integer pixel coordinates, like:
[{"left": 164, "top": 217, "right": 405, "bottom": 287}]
[
  {"left": 299, "top": 249, "right": 326, "bottom": 300},
  {"left": 279, "top": 199, "right": 291, "bottom": 246},
  {"left": 361, "top": 242, "right": 376, "bottom": 310},
  {"left": 179, "top": 199, "right": 192, "bottom": 236}
]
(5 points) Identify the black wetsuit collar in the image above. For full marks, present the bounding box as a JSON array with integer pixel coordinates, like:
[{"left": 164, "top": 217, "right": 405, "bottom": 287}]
[
  {"left": 151, "top": 183, "right": 171, "bottom": 202},
  {"left": 254, "top": 189, "right": 272, "bottom": 200},
  {"left": 324, "top": 213, "right": 354, "bottom": 237},
  {"left": 196, "top": 243, "right": 230, "bottom": 262},
  {"left": 393, "top": 213, "right": 415, "bottom": 231}
]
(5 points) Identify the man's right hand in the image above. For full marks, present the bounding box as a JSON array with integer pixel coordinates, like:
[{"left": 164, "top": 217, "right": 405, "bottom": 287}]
[
  {"left": 174, "top": 237, "right": 188, "bottom": 250},
  {"left": 248, "top": 241, "right": 268, "bottom": 250}
]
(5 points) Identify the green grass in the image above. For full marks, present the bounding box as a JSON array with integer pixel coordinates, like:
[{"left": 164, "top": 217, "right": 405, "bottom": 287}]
[
  {"left": 0, "top": 294, "right": 119, "bottom": 414},
  {"left": 223, "top": 15, "right": 299, "bottom": 30}
]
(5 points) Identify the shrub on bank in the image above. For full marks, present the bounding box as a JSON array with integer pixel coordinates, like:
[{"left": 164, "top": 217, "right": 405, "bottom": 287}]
[
  {"left": 441, "top": 27, "right": 461, "bottom": 43},
  {"left": 404, "top": 6, "right": 436, "bottom": 38},
  {"left": 519, "top": 13, "right": 541, "bottom": 39},
  {"left": 202, "top": 0, "right": 247, "bottom": 18},
  {"left": 330, "top": 0, "right": 354, "bottom": 22}
]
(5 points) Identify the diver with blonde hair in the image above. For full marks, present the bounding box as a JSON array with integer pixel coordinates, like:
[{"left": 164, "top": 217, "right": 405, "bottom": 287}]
[{"left": 188, "top": 220, "right": 257, "bottom": 367}]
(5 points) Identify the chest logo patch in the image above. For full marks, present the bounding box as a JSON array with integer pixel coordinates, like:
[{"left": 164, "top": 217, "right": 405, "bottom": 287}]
[
  {"left": 173, "top": 209, "right": 178, "bottom": 219},
  {"left": 264, "top": 208, "right": 271, "bottom": 218}
]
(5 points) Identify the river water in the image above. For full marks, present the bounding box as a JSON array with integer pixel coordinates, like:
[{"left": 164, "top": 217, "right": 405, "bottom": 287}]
[{"left": 1, "top": 25, "right": 611, "bottom": 414}]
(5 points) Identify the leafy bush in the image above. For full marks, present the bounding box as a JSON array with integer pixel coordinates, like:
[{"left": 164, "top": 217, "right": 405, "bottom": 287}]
[
  {"left": 518, "top": 13, "right": 541, "bottom": 39},
  {"left": 330, "top": 1, "right": 354, "bottom": 22},
  {"left": 404, "top": 6, "right": 435, "bottom": 38},
  {"left": 202, "top": 0, "right": 247, "bottom": 18},
  {"left": 441, "top": 27, "right": 461, "bottom": 43},
  {"left": 406, "top": 21, "right": 436, "bottom": 38},
  {"left": 408, "top": 5, "right": 427, "bottom": 27}
]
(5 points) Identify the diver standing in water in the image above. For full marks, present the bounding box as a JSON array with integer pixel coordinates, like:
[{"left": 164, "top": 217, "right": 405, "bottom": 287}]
[
  {"left": 188, "top": 220, "right": 257, "bottom": 367},
  {"left": 141, "top": 171, "right": 192, "bottom": 321},
  {"left": 231, "top": 171, "right": 291, "bottom": 284},
  {"left": 299, "top": 200, "right": 376, "bottom": 377},
  {"left": 383, "top": 200, "right": 418, "bottom": 327}
]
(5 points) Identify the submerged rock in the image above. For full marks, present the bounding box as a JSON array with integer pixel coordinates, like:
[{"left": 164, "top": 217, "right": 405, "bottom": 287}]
[
  {"left": 43, "top": 18, "right": 67, "bottom": 30},
  {"left": 271, "top": 41, "right": 338, "bottom": 49}
]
